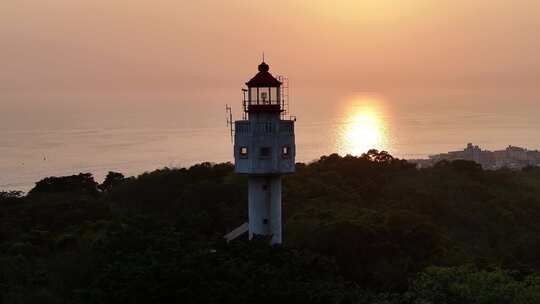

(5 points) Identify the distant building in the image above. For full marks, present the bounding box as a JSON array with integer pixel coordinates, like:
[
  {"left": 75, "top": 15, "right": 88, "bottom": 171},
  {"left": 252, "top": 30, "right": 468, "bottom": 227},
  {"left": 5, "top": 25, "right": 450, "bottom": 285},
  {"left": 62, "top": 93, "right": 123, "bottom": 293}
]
[{"left": 410, "top": 144, "right": 540, "bottom": 170}]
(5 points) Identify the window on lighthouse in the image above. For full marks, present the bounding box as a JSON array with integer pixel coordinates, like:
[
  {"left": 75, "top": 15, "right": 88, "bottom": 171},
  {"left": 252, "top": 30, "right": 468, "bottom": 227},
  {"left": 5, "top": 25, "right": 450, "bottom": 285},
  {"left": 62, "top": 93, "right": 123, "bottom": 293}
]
[
  {"left": 282, "top": 146, "right": 291, "bottom": 158},
  {"left": 261, "top": 92, "right": 268, "bottom": 104},
  {"left": 251, "top": 87, "right": 279, "bottom": 105},
  {"left": 239, "top": 146, "right": 248, "bottom": 158},
  {"left": 259, "top": 147, "right": 271, "bottom": 159}
]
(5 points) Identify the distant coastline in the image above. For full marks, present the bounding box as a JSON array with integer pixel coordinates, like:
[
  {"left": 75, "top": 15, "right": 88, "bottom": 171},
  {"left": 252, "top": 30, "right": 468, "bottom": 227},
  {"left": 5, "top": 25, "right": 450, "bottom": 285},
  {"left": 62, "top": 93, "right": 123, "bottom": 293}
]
[{"left": 409, "top": 143, "right": 540, "bottom": 170}]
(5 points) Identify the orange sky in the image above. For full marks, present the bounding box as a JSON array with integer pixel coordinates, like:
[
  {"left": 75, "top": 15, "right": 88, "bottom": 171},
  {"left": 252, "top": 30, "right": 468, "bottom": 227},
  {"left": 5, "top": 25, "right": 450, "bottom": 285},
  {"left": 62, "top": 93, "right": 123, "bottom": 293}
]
[{"left": 1, "top": 0, "right": 539, "bottom": 124}]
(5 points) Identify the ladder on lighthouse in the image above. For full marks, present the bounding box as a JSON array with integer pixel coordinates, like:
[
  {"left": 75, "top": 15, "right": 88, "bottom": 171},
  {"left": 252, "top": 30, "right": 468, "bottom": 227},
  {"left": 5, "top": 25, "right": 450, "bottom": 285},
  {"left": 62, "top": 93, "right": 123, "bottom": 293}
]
[{"left": 278, "top": 75, "right": 289, "bottom": 119}]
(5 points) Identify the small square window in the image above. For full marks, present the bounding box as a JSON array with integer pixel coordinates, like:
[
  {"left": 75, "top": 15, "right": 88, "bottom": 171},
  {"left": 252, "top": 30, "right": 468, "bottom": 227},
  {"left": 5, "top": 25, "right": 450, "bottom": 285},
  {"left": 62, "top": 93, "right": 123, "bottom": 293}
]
[
  {"left": 239, "top": 146, "right": 248, "bottom": 158},
  {"left": 282, "top": 146, "right": 291, "bottom": 158},
  {"left": 259, "top": 147, "right": 271, "bottom": 159}
]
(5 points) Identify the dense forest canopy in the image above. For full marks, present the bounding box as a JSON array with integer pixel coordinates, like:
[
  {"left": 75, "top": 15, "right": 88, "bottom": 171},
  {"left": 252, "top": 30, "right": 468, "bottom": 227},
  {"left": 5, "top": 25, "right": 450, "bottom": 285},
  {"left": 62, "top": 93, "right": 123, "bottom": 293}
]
[{"left": 2, "top": 150, "right": 540, "bottom": 303}]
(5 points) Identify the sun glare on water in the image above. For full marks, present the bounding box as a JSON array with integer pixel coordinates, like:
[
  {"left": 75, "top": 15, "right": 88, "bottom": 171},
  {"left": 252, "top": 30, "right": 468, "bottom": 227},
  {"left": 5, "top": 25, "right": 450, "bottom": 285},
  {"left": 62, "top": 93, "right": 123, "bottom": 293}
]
[{"left": 337, "top": 96, "right": 391, "bottom": 156}]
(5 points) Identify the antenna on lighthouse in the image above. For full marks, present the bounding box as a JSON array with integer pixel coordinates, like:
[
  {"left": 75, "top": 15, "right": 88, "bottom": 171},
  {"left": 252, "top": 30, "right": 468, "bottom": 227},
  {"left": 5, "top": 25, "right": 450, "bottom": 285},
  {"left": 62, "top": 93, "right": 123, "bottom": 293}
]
[{"left": 225, "top": 105, "right": 234, "bottom": 143}]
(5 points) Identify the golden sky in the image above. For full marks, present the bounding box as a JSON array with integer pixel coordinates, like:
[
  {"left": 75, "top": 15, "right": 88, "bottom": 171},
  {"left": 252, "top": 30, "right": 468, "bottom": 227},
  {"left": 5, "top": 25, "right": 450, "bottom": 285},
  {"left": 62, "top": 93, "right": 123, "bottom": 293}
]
[{"left": 1, "top": 0, "right": 539, "bottom": 109}]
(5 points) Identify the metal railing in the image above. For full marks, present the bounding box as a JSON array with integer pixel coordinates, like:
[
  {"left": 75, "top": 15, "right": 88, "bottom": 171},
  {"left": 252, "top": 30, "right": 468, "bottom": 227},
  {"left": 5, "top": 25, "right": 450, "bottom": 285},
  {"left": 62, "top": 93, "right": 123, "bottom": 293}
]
[{"left": 235, "top": 120, "right": 294, "bottom": 136}]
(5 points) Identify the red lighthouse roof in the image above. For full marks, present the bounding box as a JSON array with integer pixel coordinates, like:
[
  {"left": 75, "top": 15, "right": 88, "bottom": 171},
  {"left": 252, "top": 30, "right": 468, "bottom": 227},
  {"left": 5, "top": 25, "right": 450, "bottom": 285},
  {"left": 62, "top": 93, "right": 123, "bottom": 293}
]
[{"left": 245, "top": 62, "right": 282, "bottom": 87}]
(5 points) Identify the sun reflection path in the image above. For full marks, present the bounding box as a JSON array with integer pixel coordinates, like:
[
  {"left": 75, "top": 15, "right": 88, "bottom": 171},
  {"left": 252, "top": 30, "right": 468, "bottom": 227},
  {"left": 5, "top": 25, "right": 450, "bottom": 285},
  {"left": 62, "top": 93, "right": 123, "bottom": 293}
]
[{"left": 337, "top": 97, "right": 391, "bottom": 156}]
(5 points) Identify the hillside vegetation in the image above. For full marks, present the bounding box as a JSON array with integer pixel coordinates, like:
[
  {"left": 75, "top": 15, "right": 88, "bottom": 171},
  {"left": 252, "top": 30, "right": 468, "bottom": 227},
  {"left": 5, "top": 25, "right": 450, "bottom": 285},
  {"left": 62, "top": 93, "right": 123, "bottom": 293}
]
[{"left": 2, "top": 150, "right": 540, "bottom": 303}]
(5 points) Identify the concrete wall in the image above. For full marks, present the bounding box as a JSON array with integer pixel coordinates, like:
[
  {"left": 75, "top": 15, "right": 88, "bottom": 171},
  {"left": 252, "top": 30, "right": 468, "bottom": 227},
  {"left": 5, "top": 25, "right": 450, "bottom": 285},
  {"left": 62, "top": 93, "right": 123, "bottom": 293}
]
[
  {"left": 234, "top": 118, "right": 295, "bottom": 174},
  {"left": 236, "top": 111, "right": 291, "bottom": 245},
  {"left": 247, "top": 176, "right": 282, "bottom": 245}
]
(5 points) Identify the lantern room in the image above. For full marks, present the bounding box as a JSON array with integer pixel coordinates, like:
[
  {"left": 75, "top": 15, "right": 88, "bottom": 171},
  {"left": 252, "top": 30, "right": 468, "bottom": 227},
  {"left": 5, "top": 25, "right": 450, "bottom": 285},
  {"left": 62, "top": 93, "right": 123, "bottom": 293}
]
[{"left": 243, "top": 62, "right": 284, "bottom": 112}]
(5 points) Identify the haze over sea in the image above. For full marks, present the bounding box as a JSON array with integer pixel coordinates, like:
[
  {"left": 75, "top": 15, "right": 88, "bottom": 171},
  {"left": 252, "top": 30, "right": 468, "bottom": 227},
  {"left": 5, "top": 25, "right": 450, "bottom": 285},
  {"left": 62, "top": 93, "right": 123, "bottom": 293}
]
[
  {"left": 1, "top": 88, "right": 539, "bottom": 191},
  {"left": 3, "top": 1, "right": 540, "bottom": 191}
]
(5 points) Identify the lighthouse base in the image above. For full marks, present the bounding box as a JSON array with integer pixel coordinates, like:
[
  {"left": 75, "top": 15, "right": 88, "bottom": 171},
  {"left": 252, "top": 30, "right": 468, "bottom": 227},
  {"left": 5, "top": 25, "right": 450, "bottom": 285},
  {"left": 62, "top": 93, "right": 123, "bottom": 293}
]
[{"left": 248, "top": 176, "right": 282, "bottom": 245}]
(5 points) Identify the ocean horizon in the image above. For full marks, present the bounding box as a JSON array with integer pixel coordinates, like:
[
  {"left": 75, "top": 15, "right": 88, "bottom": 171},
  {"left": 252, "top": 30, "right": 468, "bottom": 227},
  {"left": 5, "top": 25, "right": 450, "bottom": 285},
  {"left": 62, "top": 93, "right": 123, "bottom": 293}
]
[{"left": 2, "top": 94, "right": 539, "bottom": 191}]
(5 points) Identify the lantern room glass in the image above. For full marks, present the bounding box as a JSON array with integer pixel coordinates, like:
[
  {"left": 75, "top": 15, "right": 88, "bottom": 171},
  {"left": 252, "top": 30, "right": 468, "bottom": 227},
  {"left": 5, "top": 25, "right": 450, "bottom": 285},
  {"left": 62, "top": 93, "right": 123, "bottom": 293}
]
[{"left": 249, "top": 87, "right": 280, "bottom": 105}]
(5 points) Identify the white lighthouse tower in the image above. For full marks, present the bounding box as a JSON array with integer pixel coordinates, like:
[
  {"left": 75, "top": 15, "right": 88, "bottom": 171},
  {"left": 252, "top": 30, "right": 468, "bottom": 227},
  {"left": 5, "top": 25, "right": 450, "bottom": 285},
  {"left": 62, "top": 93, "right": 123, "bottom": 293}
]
[{"left": 233, "top": 61, "right": 296, "bottom": 245}]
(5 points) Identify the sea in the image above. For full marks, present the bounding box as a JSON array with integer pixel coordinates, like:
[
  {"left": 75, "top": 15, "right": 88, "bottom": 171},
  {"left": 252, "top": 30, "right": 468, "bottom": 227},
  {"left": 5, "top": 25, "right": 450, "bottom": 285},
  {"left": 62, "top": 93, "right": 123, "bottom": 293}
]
[{"left": 1, "top": 89, "right": 539, "bottom": 192}]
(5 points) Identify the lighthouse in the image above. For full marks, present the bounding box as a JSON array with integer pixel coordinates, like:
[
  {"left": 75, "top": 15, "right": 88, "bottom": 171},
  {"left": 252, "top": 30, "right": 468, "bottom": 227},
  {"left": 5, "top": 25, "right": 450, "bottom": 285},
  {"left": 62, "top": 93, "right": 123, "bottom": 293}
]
[{"left": 233, "top": 61, "right": 296, "bottom": 245}]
